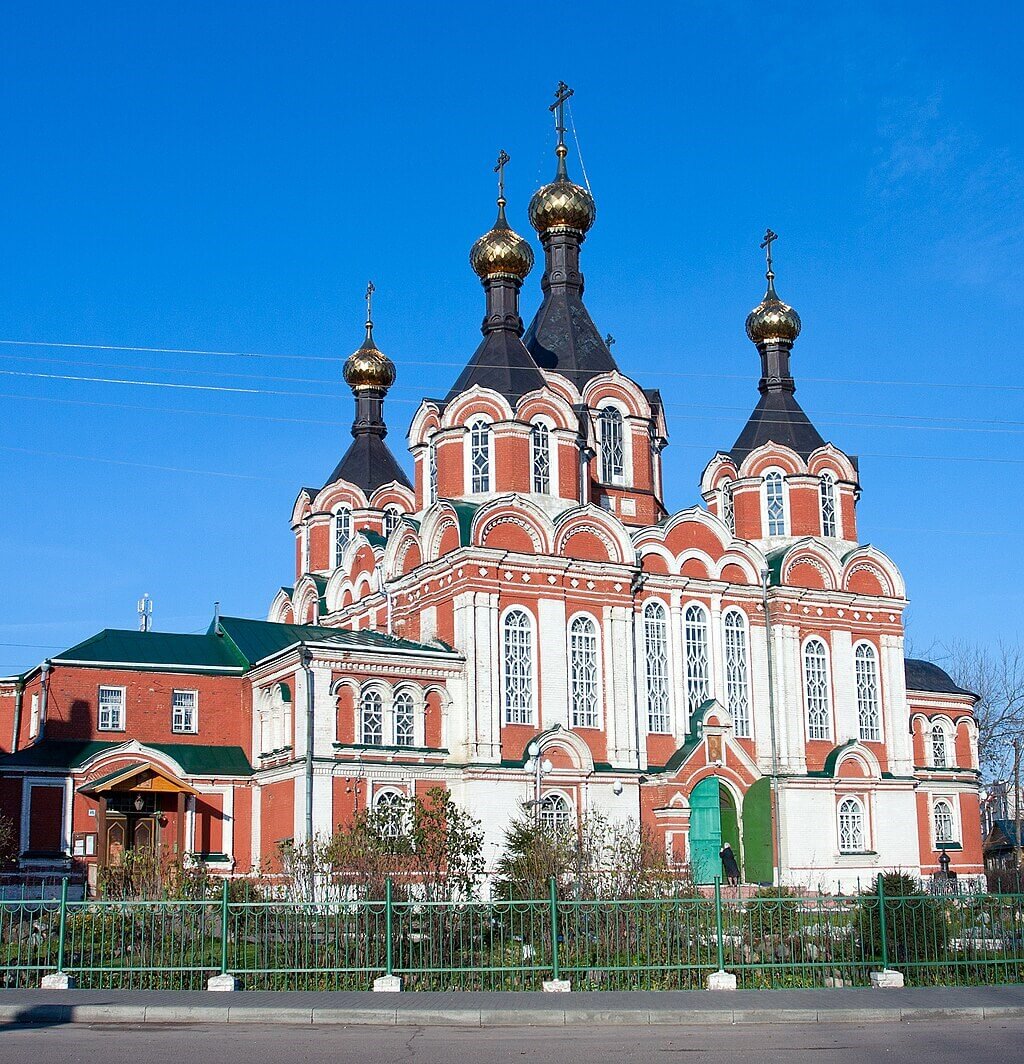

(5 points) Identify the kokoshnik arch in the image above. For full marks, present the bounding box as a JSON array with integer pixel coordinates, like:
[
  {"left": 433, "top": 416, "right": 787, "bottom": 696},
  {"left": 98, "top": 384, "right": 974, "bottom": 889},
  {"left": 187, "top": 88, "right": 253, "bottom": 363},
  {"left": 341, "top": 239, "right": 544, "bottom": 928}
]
[{"left": 0, "top": 85, "right": 983, "bottom": 892}]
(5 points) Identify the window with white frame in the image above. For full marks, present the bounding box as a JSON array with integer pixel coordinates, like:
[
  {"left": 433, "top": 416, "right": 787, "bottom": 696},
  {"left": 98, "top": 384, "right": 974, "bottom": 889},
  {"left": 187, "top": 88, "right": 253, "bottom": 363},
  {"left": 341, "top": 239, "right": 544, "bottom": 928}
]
[
  {"left": 172, "top": 689, "right": 198, "bottom": 734},
  {"left": 360, "top": 689, "right": 384, "bottom": 746},
  {"left": 723, "top": 609, "right": 751, "bottom": 738},
  {"left": 569, "top": 615, "right": 600, "bottom": 729},
  {"left": 98, "top": 685, "right": 125, "bottom": 731},
  {"left": 820, "top": 472, "right": 838, "bottom": 537},
  {"left": 933, "top": 798, "right": 957, "bottom": 844},
  {"left": 29, "top": 693, "right": 40, "bottom": 739},
  {"left": 643, "top": 601, "right": 671, "bottom": 733},
  {"left": 531, "top": 422, "right": 551, "bottom": 494},
  {"left": 502, "top": 608, "right": 534, "bottom": 725},
  {"left": 931, "top": 723, "right": 949, "bottom": 768},
  {"left": 383, "top": 506, "right": 401, "bottom": 538},
  {"left": 374, "top": 789, "right": 408, "bottom": 839},
  {"left": 428, "top": 440, "right": 438, "bottom": 504},
  {"left": 393, "top": 690, "right": 415, "bottom": 747},
  {"left": 764, "top": 469, "right": 787, "bottom": 536},
  {"left": 803, "top": 638, "right": 832, "bottom": 740},
  {"left": 855, "top": 643, "right": 881, "bottom": 742},
  {"left": 539, "top": 792, "right": 573, "bottom": 834},
  {"left": 721, "top": 480, "right": 735, "bottom": 534},
  {"left": 599, "top": 406, "right": 624, "bottom": 484},
  {"left": 333, "top": 507, "right": 352, "bottom": 568},
  {"left": 469, "top": 420, "right": 491, "bottom": 493},
  {"left": 301, "top": 522, "right": 311, "bottom": 573},
  {"left": 837, "top": 796, "right": 866, "bottom": 853},
  {"left": 684, "top": 604, "right": 710, "bottom": 714}
]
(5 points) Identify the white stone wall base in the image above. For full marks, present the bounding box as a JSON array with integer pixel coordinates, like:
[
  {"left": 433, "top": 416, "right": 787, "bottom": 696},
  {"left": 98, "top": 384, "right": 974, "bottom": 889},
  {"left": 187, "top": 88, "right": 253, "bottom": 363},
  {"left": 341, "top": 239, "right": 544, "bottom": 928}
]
[
  {"left": 373, "top": 975, "right": 403, "bottom": 992},
  {"left": 870, "top": 969, "right": 905, "bottom": 988},
  {"left": 542, "top": 979, "right": 572, "bottom": 993},
  {"left": 40, "top": 971, "right": 75, "bottom": 990},
  {"left": 706, "top": 970, "right": 737, "bottom": 990},
  {"left": 207, "top": 974, "right": 239, "bottom": 991}
]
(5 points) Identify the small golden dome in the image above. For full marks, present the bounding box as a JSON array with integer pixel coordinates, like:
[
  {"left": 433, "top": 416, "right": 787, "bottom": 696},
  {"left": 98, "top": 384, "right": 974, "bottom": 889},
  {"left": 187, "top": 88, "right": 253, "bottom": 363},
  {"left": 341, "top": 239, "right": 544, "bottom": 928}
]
[
  {"left": 470, "top": 199, "right": 535, "bottom": 280},
  {"left": 343, "top": 325, "right": 396, "bottom": 392},
  {"left": 745, "top": 277, "right": 802, "bottom": 345},
  {"left": 528, "top": 147, "right": 596, "bottom": 236}
]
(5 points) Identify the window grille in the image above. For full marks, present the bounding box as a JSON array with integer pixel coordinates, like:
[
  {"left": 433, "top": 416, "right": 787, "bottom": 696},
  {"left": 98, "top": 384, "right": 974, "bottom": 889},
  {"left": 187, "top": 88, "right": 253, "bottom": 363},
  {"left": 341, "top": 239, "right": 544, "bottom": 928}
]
[
  {"left": 469, "top": 420, "right": 491, "bottom": 493},
  {"left": 394, "top": 690, "right": 415, "bottom": 747},
  {"left": 599, "top": 407, "right": 624, "bottom": 484},
  {"left": 172, "top": 689, "right": 198, "bottom": 734},
  {"left": 361, "top": 690, "right": 384, "bottom": 745},
  {"left": 644, "top": 602, "right": 670, "bottom": 733},
  {"left": 722, "top": 481, "right": 735, "bottom": 534},
  {"left": 531, "top": 422, "right": 551, "bottom": 494},
  {"left": 334, "top": 508, "right": 352, "bottom": 568},
  {"left": 838, "top": 796, "right": 865, "bottom": 853},
  {"left": 684, "top": 604, "right": 710, "bottom": 714},
  {"left": 933, "top": 799, "right": 956, "bottom": 844},
  {"left": 804, "top": 639, "right": 832, "bottom": 740},
  {"left": 539, "top": 793, "right": 572, "bottom": 834},
  {"left": 765, "top": 470, "right": 786, "bottom": 536},
  {"left": 855, "top": 644, "right": 881, "bottom": 742},
  {"left": 724, "top": 610, "right": 750, "bottom": 737},
  {"left": 820, "top": 472, "right": 838, "bottom": 537},
  {"left": 98, "top": 686, "right": 125, "bottom": 731},
  {"left": 570, "top": 616, "right": 600, "bottom": 729},
  {"left": 932, "top": 725, "right": 948, "bottom": 768},
  {"left": 503, "top": 609, "right": 534, "bottom": 724}
]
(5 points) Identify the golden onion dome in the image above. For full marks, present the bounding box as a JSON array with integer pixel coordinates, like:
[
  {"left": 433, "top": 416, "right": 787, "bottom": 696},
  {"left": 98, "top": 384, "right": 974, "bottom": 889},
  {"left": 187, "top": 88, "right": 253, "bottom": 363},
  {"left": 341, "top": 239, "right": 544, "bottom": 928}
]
[
  {"left": 528, "top": 146, "right": 596, "bottom": 236},
  {"left": 343, "top": 324, "right": 396, "bottom": 392},
  {"left": 745, "top": 276, "right": 802, "bottom": 345},
  {"left": 470, "top": 198, "right": 535, "bottom": 280}
]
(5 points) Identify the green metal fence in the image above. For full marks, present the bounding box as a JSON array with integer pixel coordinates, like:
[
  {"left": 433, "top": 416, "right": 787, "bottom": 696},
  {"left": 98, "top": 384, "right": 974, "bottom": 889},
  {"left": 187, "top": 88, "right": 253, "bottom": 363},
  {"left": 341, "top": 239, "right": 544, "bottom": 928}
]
[{"left": 2, "top": 877, "right": 1023, "bottom": 991}]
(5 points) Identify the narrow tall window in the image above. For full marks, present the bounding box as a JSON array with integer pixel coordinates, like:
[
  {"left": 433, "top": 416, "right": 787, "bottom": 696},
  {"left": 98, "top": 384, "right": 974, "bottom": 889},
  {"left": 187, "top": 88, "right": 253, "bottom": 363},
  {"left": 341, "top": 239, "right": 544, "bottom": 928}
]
[
  {"left": 855, "top": 644, "right": 881, "bottom": 742},
  {"left": 301, "top": 523, "right": 311, "bottom": 573},
  {"left": 361, "top": 689, "right": 384, "bottom": 746},
  {"left": 644, "top": 601, "right": 670, "bottom": 733},
  {"left": 172, "top": 689, "right": 198, "bottom": 734},
  {"left": 531, "top": 422, "right": 551, "bottom": 494},
  {"left": 502, "top": 608, "right": 534, "bottom": 725},
  {"left": 722, "top": 480, "right": 735, "bottom": 534},
  {"left": 394, "top": 690, "right": 415, "bottom": 747},
  {"left": 569, "top": 616, "right": 600, "bottom": 729},
  {"left": 428, "top": 440, "right": 438, "bottom": 504},
  {"left": 820, "top": 472, "right": 838, "bottom": 537},
  {"left": 539, "top": 793, "right": 572, "bottom": 834},
  {"left": 333, "top": 507, "right": 352, "bottom": 568},
  {"left": 931, "top": 724, "right": 948, "bottom": 768},
  {"left": 684, "top": 604, "right": 710, "bottom": 713},
  {"left": 838, "top": 796, "right": 865, "bottom": 853},
  {"left": 599, "top": 407, "right": 624, "bottom": 484},
  {"left": 383, "top": 506, "right": 401, "bottom": 538},
  {"left": 98, "top": 686, "right": 125, "bottom": 731},
  {"left": 29, "top": 693, "right": 40, "bottom": 739},
  {"left": 803, "top": 638, "right": 832, "bottom": 741},
  {"left": 933, "top": 798, "right": 956, "bottom": 844},
  {"left": 765, "top": 470, "right": 786, "bottom": 536},
  {"left": 723, "top": 610, "right": 750, "bottom": 738},
  {"left": 469, "top": 420, "right": 491, "bottom": 493}
]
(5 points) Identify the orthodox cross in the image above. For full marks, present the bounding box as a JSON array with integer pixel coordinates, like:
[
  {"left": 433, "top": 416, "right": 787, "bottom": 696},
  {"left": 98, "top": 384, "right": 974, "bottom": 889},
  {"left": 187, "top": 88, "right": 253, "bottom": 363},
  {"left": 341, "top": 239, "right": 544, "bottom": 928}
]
[
  {"left": 494, "top": 149, "right": 510, "bottom": 201},
  {"left": 760, "top": 229, "right": 778, "bottom": 279},
  {"left": 365, "top": 281, "right": 375, "bottom": 327},
  {"left": 549, "top": 80, "right": 574, "bottom": 148},
  {"left": 605, "top": 333, "right": 616, "bottom": 348}
]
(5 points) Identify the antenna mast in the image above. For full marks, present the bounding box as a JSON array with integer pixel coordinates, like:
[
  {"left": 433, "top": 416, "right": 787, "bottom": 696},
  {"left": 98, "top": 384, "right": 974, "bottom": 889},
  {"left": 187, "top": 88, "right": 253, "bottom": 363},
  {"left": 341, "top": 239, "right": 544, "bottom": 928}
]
[{"left": 137, "top": 593, "right": 153, "bottom": 633}]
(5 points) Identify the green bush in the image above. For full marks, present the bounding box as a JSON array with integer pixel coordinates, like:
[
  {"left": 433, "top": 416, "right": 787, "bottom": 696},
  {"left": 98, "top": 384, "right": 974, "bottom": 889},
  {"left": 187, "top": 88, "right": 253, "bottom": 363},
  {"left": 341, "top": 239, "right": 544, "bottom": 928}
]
[{"left": 853, "top": 872, "right": 947, "bottom": 966}]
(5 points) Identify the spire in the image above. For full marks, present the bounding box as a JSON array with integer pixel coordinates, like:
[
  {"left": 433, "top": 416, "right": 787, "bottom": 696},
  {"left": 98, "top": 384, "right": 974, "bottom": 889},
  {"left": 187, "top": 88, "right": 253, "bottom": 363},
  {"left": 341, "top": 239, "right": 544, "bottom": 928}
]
[
  {"left": 731, "top": 232, "right": 822, "bottom": 464},
  {"left": 329, "top": 290, "right": 411, "bottom": 492},
  {"left": 524, "top": 82, "right": 617, "bottom": 390}
]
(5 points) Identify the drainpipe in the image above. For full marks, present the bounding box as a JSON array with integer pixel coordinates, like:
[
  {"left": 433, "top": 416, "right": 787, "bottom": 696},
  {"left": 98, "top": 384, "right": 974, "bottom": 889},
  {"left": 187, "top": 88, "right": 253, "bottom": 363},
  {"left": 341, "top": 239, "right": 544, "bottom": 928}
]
[
  {"left": 10, "top": 677, "right": 24, "bottom": 753},
  {"left": 376, "top": 563, "right": 393, "bottom": 636},
  {"left": 38, "top": 660, "right": 51, "bottom": 742},
  {"left": 630, "top": 571, "right": 645, "bottom": 772},
  {"left": 299, "top": 645, "right": 315, "bottom": 849},
  {"left": 761, "top": 569, "right": 783, "bottom": 886}
]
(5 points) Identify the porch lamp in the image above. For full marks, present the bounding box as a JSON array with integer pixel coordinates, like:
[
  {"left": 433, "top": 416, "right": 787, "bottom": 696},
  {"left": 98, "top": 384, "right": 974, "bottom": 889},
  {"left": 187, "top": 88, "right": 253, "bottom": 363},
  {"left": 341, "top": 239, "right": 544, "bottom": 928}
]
[{"left": 938, "top": 848, "right": 951, "bottom": 878}]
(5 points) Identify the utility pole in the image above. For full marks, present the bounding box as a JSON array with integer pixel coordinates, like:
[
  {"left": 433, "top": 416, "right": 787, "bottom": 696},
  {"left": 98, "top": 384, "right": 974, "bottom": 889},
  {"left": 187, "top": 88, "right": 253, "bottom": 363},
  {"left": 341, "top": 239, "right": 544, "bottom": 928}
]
[
  {"left": 1014, "top": 737, "right": 1022, "bottom": 885},
  {"left": 761, "top": 568, "right": 783, "bottom": 886}
]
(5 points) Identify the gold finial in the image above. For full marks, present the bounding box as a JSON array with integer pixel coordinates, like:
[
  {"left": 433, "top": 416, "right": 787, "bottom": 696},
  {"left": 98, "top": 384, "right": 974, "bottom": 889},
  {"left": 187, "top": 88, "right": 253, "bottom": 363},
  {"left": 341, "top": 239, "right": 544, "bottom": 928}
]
[
  {"left": 470, "top": 152, "right": 534, "bottom": 280},
  {"left": 746, "top": 229, "right": 801, "bottom": 345},
  {"left": 344, "top": 281, "right": 395, "bottom": 392},
  {"left": 550, "top": 80, "right": 574, "bottom": 172}
]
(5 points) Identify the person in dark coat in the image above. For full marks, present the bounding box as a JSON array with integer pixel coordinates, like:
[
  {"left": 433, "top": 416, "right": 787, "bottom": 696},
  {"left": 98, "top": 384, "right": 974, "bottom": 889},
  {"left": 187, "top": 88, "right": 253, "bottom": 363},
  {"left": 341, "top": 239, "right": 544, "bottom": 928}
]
[{"left": 720, "top": 843, "right": 740, "bottom": 886}]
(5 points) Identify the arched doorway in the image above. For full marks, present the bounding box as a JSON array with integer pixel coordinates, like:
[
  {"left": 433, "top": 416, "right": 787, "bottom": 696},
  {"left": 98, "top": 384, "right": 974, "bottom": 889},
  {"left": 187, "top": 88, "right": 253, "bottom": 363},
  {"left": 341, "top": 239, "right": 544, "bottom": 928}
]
[{"left": 689, "top": 776, "right": 743, "bottom": 885}]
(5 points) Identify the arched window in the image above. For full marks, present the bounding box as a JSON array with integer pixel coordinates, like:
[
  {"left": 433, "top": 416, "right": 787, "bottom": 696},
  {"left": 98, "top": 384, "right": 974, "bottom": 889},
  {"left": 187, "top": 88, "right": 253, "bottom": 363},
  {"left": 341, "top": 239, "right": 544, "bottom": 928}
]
[
  {"left": 931, "top": 723, "right": 949, "bottom": 768},
  {"left": 820, "top": 472, "right": 838, "bottom": 537},
  {"left": 502, "top": 608, "right": 534, "bottom": 725},
  {"left": 723, "top": 609, "right": 750, "bottom": 738},
  {"left": 539, "top": 793, "right": 572, "bottom": 834},
  {"left": 803, "top": 638, "right": 832, "bottom": 741},
  {"left": 569, "top": 616, "right": 600, "bottom": 729},
  {"left": 360, "top": 689, "right": 384, "bottom": 746},
  {"left": 333, "top": 507, "right": 352, "bottom": 568},
  {"left": 301, "top": 522, "right": 311, "bottom": 573},
  {"left": 643, "top": 601, "right": 670, "bottom": 733},
  {"left": 599, "top": 407, "right": 624, "bottom": 484},
  {"left": 531, "top": 422, "right": 551, "bottom": 494},
  {"left": 394, "top": 690, "right": 415, "bottom": 747},
  {"left": 469, "top": 420, "right": 491, "bottom": 493},
  {"left": 855, "top": 644, "right": 881, "bottom": 742},
  {"left": 374, "top": 789, "right": 407, "bottom": 839},
  {"left": 427, "top": 440, "right": 438, "bottom": 504},
  {"left": 684, "top": 604, "right": 710, "bottom": 714},
  {"left": 764, "top": 470, "right": 786, "bottom": 536},
  {"left": 383, "top": 506, "right": 401, "bottom": 538},
  {"left": 721, "top": 480, "right": 735, "bottom": 534},
  {"left": 837, "top": 796, "right": 865, "bottom": 853},
  {"left": 933, "top": 798, "right": 956, "bottom": 844}
]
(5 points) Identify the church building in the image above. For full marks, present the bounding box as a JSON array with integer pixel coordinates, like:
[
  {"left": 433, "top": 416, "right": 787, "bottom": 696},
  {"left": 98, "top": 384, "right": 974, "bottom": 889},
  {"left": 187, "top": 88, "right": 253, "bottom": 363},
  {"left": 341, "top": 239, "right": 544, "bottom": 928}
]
[{"left": 0, "top": 87, "right": 984, "bottom": 892}]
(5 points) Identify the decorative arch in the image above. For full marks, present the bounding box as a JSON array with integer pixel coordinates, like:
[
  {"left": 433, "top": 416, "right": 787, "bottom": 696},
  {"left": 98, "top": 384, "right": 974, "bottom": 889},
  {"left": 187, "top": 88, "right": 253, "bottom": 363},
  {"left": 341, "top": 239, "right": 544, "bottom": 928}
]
[
  {"left": 807, "top": 444, "right": 858, "bottom": 484},
  {"left": 582, "top": 371, "right": 652, "bottom": 419},
  {"left": 778, "top": 541, "right": 843, "bottom": 591},
  {"left": 407, "top": 400, "right": 443, "bottom": 448},
  {"left": 553, "top": 506, "right": 635, "bottom": 565},
  {"left": 739, "top": 442, "right": 806, "bottom": 479},
  {"left": 441, "top": 386, "right": 513, "bottom": 429},
  {"left": 516, "top": 388, "right": 579, "bottom": 431},
  {"left": 471, "top": 496, "right": 553, "bottom": 555},
  {"left": 840, "top": 546, "right": 904, "bottom": 599}
]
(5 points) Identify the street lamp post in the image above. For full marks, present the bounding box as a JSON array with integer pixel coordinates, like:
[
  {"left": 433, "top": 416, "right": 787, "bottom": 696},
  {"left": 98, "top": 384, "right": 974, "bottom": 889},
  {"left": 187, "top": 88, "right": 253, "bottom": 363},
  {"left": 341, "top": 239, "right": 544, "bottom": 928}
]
[{"left": 525, "top": 742, "right": 554, "bottom": 824}]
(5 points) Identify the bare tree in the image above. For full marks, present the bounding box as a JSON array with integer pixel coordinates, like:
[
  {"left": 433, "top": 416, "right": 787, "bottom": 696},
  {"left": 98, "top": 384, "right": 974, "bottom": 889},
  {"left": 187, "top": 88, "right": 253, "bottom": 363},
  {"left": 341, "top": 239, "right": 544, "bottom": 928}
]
[{"left": 941, "top": 639, "right": 1024, "bottom": 780}]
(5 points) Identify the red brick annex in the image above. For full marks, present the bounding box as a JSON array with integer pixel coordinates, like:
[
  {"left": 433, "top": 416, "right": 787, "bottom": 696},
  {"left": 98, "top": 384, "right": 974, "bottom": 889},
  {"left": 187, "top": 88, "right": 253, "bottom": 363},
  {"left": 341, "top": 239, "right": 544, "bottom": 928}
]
[{"left": 0, "top": 96, "right": 983, "bottom": 894}]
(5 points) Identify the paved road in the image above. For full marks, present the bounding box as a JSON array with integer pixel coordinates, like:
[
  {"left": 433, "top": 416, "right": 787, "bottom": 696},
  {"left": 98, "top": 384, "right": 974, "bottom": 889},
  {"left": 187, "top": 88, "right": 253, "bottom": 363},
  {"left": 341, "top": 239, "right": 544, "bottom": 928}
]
[{"left": 1, "top": 1018, "right": 1021, "bottom": 1064}]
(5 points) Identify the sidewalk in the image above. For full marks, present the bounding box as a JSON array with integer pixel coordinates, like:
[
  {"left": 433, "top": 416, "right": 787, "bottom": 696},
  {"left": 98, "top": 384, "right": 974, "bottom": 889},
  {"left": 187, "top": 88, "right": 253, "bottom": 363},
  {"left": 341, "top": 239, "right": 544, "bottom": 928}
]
[{"left": 2, "top": 985, "right": 1024, "bottom": 1027}]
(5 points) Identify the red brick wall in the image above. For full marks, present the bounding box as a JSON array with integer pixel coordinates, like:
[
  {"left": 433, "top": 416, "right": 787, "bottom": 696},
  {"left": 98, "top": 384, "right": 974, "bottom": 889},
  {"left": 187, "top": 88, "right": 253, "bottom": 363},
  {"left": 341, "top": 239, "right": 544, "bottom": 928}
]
[{"left": 259, "top": 779, "right": 295, "bottom": 872}]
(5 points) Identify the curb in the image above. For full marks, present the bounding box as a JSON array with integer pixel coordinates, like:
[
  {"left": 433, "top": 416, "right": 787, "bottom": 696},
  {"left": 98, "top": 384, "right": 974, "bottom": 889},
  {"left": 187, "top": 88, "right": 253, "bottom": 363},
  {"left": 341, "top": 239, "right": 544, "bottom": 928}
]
[{"left": 1, "top": 1003, "right": 1022, "bottom": 1027}]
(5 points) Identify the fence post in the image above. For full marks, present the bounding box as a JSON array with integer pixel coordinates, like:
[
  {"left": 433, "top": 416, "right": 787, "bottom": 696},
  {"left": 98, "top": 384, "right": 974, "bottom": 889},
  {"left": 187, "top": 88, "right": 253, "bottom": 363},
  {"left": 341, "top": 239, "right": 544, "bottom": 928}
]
[
  {"left": 542, "top": 876, "right": 570, "bottom": 992},
  {"left": 373, "top": 878, "right": 402, "bottom": 991},
  {"left": 707, "top": 876, "right": 736, "bottom": 989},
  {"left": 206, "top": 878, "right": 238, "bottom": 991},
  {"left": 869, "top": 872, "right": 904, "bottom": 988},
  {"left": 40, "top": 876, "right": 75, "bottom": 988}
]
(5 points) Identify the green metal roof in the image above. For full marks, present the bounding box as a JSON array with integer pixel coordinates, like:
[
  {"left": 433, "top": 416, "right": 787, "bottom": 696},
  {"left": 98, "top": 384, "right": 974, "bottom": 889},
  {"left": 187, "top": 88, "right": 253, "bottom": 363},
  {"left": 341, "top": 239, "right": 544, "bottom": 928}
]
[
  {"left": 358, "top": 529, "right": 387, "bottom": 548},
  {"left": 0, "top": 740, "right": 253, "bottom": 776},
  {"left": 54, "top": 629, "right": 246, "bottom": 672}
]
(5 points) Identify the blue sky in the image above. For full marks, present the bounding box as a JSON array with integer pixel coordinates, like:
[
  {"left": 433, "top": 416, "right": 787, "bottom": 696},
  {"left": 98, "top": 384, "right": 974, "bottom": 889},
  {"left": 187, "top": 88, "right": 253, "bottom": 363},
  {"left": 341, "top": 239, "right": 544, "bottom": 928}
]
[{"left": 1, "top": 2, "right": 1021, "bottom": 674}]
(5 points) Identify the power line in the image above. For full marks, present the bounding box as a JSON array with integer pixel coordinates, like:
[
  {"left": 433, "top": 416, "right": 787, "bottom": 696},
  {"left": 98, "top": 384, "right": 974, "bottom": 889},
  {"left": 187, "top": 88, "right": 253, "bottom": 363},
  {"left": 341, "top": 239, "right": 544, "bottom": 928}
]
[{"left": 0, "top": 444, "right": 279, "bottom": 481}]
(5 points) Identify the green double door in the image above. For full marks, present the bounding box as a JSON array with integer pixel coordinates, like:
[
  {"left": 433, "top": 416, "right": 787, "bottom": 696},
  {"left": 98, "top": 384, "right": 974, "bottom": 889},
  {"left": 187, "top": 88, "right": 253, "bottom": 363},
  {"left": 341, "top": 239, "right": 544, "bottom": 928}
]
[{"left": 689, "top": 777, "right": 744, "bottom": 885}]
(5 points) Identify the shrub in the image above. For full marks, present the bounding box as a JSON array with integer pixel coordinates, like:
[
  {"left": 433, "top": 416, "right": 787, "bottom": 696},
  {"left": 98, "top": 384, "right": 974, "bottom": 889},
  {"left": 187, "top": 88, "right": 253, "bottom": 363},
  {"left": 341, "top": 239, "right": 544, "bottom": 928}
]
[{"left": 853, "top": 871, "right": 948, "bottom": 966}]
